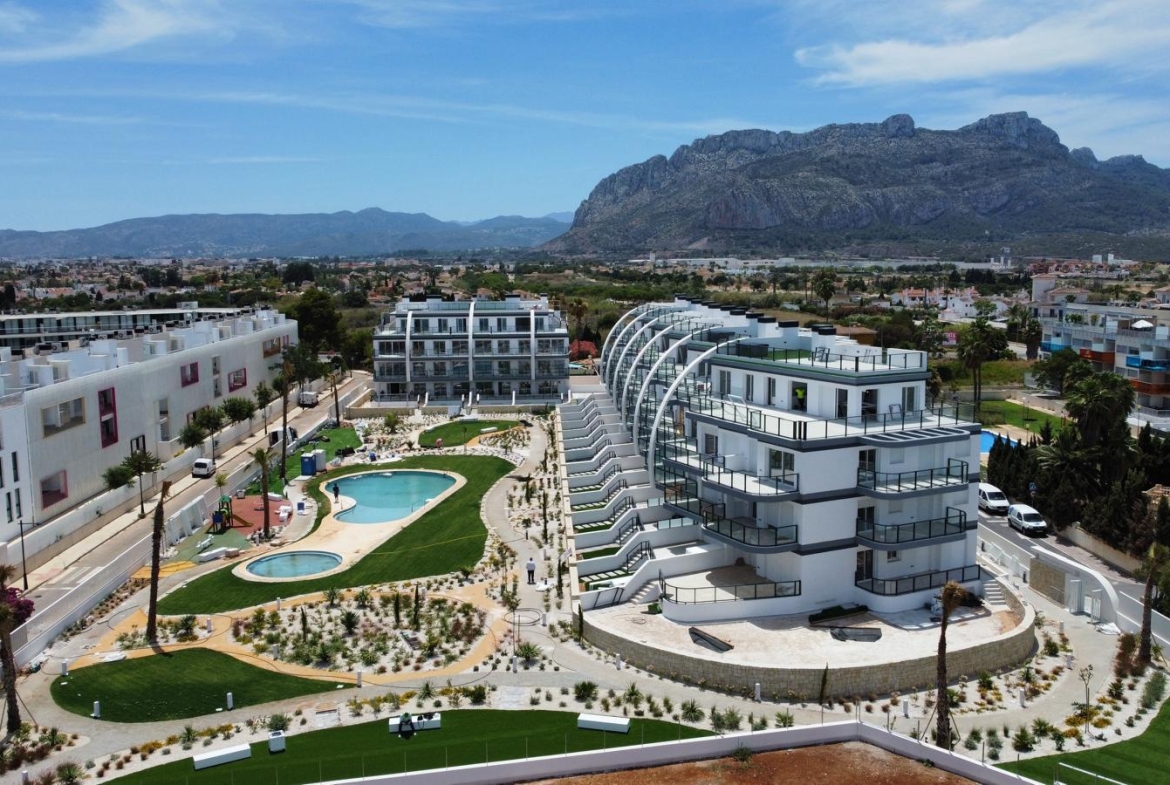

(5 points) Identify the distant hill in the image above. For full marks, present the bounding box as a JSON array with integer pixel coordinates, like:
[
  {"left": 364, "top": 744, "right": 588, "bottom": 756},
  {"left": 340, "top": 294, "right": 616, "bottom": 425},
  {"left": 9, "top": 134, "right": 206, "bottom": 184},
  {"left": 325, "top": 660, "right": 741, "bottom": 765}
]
[
  {"left": 0, "top": 208, "right": 567, "bottom": 259},
  {"left": 547, "top": 112, "right": 1170, "bottom": 259}
]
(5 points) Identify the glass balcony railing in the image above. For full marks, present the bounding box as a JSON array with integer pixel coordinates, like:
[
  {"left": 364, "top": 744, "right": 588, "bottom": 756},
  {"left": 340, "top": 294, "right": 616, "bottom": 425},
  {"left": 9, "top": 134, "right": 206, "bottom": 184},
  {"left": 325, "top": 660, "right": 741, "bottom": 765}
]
[
  {"left": 661, "top": 578, "right": 801, "bottom": 604},
  {"left": 1125, "top": 356, "right": 1170, "bottom": 371},
  {"left": 687, "top": 397, "right": 975, "bottom": 442},
  {"left": 660, "top": 442, "right": 798, "bottom": 496},
  {"left": 857, "top": 459, "right": 968, "bottom": 494},
  {"left": 711, "top": 342, "right": 925, "bottom": 373},
  {"left": 856, "top": 508, "right": 969, "bottom": 546},
  {"left": 702, "top": 517, "right": 798, "bottom": 549},
  {"left": 855, "top": 565, "right": 982, "bottom": 596}
]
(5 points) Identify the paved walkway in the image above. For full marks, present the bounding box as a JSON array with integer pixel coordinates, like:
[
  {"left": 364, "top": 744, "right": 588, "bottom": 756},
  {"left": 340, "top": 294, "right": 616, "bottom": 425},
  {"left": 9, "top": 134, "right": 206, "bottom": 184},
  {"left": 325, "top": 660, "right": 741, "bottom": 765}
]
[{"left": 1, "top": 407, "right": 1148, "bottom": 783}]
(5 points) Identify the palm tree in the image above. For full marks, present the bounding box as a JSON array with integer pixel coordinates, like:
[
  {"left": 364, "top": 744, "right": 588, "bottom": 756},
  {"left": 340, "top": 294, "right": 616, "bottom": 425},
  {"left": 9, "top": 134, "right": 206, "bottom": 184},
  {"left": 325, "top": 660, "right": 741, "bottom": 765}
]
[
  {"left": 279, "top": 359, "right": 291, "bottom": 482},
  {"left": 253, "top": 381, "right": 275, "bottom": 434},
  {"left": 253, "top": 447, "right": 273, "bottom": 540},
  {"left": 935, "top": 580, "right": 967, "bottom": 749},
  {"left": 1064, "top": 372, "right": 1136, "bottom": 449},
  {"left": 1036, "top": 429, "right": 1101, "bottom": 498},
  {"left": 956, "top": 318, "right": 1006, "bottom": 411},
  {"left": 145, "top": 481, "right": 173, "bottom": 643},
  {"left": 0, "top": 563, "right": 22, "bottom": 732},
  {"left": 813, "top": 270, "right": 836, "bottom": 315},
  {"left": 123, "top": 449, "right": 164, "bottom": 516},
  {"left": 568, "top": 298, "right": 588, "bottom": 342}
]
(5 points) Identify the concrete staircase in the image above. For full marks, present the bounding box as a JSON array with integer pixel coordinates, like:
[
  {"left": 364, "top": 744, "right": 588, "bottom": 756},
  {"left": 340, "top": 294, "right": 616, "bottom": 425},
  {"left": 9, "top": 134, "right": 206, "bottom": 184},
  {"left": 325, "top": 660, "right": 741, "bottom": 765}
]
[{"left": 982, "top": 579, "right": 1008, "bottom": 607}]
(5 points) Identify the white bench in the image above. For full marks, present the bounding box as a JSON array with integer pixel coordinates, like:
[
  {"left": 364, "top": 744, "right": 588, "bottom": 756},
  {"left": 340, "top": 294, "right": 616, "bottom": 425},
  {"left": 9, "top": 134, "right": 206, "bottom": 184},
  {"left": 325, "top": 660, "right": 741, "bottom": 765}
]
[
  {"left": 388, "top": 712, "right": 441, "bottom": 734},
  {"left": 192, "top": 743, "right": 252, "bottom": 770},
  {"left": 577, "top": 713, "right": 630, "bottom": 733}
]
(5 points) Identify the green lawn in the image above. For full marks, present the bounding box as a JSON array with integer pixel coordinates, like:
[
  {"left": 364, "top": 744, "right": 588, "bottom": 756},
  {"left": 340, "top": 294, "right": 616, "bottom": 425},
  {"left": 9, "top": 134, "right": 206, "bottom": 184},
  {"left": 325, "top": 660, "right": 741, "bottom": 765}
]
[
  {"left": 116, "top": 710, "right": 712, "bottom": 785},
  {"left": 159, "top": 455, "right": 512, "bottom": 615},
  {"left": 51, "top": 650, "right": 345, "bottom": 723},
  {"left": 577, "top": 546, "right": 621, "bottom": 561},
  {"left": 251, "top": 427, "right": 366, "bottom": 495},
  {"left": 976, "top": 400, "right": 1066, "bottom": 435},
  {"left": 1001, "top": 698, "right": 1170, "bottom": 784},
  {"left": 418, "top": 420, "right": 520, "bottom": 448}
]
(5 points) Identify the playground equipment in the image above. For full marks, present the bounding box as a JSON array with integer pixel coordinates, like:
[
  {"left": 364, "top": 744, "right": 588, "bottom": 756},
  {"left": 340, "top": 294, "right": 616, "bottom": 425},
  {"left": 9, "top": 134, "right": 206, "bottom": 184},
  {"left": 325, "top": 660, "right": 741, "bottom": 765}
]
[{"left": 210, "top": 495, "right": 234, "bottom": 534}]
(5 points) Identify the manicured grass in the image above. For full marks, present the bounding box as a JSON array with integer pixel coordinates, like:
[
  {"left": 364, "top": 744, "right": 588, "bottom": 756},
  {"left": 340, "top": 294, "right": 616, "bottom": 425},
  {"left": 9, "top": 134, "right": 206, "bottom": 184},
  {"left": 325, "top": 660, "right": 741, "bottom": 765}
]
[
  {"left": 159, "top": 455, "right": 512, "bottom": 615},
  {"left": 577, "top": 546, "right": 621, "bottom": 561},
  {"left": 50, "top": 650, "right": 345, "bottom": 723},
  {"left": 976, "top": 400, "right": 1067, "bottom": 435},
  {"left": 418, "top": 420, "right": 520, "bottom": 448},
  {"left": 1001, "top": 698, "right": 1170, "bottom": 784},
  {"left": 117, "top": 710, "right": 712, "bottom": 785},
  {"left": 253, "top": 427, "right": 366, "bottom": 495}
]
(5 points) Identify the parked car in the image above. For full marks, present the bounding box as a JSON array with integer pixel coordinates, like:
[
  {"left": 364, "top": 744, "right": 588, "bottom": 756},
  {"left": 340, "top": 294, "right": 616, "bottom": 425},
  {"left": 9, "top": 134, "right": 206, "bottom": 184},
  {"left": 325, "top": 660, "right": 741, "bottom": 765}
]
[
  {"left": 191, "top": 458, "right": 216, "bottom": 479},
  {"left": 978, "top": 483, "right": 1010, "bottom": 515},
  {"left": 1007, "top": 504, "right": 1048, "bottom": 536}
]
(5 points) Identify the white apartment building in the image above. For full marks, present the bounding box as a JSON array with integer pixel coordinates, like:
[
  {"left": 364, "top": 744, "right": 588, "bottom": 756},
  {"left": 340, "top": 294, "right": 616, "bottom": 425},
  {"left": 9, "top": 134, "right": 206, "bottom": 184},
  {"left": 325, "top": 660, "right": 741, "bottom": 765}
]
[
  {"left": 0, "top": 309, "right": 296, "bottom": 548},
  {"left": 373, "top": 294, "right": 570, "bottom": 406},
  {"left": 0, "top": 305, "right": 246, "bottom": 353},
  {"left": 566, "top": 298, "right": 982, "bottom": 622}
]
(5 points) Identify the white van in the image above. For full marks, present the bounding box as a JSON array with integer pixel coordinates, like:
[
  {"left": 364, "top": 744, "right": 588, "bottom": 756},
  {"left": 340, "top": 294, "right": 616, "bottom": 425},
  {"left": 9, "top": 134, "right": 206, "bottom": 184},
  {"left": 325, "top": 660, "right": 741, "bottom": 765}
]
[
  {"left": 192, "top": 458, "right": 216, "bottom": 479},
  {"left": 977, "top": 483, "right": 1010, "bottom": 515}
]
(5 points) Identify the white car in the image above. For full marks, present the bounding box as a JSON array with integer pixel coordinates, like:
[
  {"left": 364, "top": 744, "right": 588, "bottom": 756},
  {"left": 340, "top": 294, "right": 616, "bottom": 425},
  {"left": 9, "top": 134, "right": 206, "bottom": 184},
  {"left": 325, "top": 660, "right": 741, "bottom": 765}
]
[
  {"left": 1007, "top": 504, "right": 1048, "bottom": 536},
  {"left": 977, "top": 483, "right": 1010, "bottom": 515},
  {"left": 191, "top": 458, "right": 216, "bottom": 479}
]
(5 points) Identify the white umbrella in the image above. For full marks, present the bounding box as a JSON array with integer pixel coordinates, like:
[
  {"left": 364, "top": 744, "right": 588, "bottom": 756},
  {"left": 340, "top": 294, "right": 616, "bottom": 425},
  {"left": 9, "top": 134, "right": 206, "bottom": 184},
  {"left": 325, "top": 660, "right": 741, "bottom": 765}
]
[{"left": 1132, "top": 319, "right": 1154, "bottom": 329}]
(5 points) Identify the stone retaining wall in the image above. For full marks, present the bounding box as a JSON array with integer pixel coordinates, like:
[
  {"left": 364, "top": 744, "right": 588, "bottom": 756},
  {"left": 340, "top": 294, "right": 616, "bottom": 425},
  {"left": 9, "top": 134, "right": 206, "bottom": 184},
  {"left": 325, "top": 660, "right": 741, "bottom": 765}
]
[{"left": 581, "top": 577, "right": 1036, "bottom": 700}]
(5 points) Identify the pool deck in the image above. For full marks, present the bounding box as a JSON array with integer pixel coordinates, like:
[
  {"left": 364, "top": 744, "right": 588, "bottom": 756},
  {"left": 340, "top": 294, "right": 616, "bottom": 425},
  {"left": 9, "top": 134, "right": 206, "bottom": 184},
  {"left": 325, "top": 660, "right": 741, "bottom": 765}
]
[{"left": 230, "top": 468, "right": 466, "bottom": 583}]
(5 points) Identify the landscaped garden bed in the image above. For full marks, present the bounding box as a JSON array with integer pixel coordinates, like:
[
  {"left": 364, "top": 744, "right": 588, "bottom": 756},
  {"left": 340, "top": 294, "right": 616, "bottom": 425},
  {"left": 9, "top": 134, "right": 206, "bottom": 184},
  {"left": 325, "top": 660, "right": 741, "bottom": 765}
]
[{"left": 419, "top": 419, "right": 521, "bottom": 448}]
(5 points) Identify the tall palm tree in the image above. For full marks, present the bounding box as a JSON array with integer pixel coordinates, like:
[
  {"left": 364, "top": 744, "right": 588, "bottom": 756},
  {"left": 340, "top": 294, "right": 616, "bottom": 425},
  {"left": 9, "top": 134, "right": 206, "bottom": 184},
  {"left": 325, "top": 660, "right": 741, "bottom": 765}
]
[
  {"left": 935, "top": 580, "right": 967, "bottom": 750},
  {"left": 1139, "top": 497, "right": 1170, "bottom": 663},
  {"left": 956, "top": 318, "right": 1006, "bottom": 411},
  {"left": 279, "top": 359, "right": 291, "bottom": 482},
  {"left": 146, "top": 481, "right": 173, "bottom": 643},
  {"left": 1064, "top": 372, "right": 1136, "bottom": 449},
  {"left": 1036, "top": 429, "right": 1101, "bottom": 498},
  {"left": 813, "top": 270, "right": 836, "bottom": 315},
  {"left": 253, "top": 447, "right": 273, "bottom": 541},
  {"left": 0, "top": 563, "right": 21, "bottom": 732}
]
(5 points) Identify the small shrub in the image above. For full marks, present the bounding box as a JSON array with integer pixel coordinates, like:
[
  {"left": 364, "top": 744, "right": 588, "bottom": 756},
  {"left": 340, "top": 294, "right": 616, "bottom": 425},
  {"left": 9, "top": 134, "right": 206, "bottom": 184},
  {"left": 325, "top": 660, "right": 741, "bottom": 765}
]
[
  {"left": 1141, "top": 671, "right": 1167, "bottom": 710},
  {"left": 732, "top": 745, "right": 753, "bottom": 764}
]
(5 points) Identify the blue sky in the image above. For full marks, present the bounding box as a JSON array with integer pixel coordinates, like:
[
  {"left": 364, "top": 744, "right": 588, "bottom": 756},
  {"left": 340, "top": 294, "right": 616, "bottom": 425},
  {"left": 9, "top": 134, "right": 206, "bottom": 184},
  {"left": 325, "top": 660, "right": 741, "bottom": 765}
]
[{"left": 2, "top": 0, "right": 1169, "bottom": 231}]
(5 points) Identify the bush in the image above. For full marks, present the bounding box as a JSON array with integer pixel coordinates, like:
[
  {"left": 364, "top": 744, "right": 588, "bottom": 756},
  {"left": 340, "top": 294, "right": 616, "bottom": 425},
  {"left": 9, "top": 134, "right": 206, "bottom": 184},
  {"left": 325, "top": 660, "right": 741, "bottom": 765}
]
[
  {"left": 267, "top": 714, "right": 290, "bottom": 732},
  {"left": 1141, "top": 671, "right": 1167, "bottom": 710},
  {"left": 1011, "top": 726, "right": 1035, "bottom": 752},
  {"left": 680, "top": 700, "right": 704, "bottom": 723},
  {"left": 732, "top": 745, "right": 753, "bottom": 764},
  {"left": 573, "top": 681, "right": 598, "bottom": 702},
  {"left": 464, "top": 684, "right": 488, "bottom": 705}
]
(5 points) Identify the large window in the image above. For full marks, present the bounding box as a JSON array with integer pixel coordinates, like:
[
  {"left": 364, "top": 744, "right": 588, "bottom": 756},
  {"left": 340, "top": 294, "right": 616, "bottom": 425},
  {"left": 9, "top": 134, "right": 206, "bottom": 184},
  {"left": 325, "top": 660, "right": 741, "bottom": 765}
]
[
  {"left": 228, "top": 368, "right": 247, "bottom": 392},
  {"left": 41, "top": 397, "right": 86, "bottom": 437},
  {"left": 180, "top": 362, "right": 199, "bottom": 387},
  {"left": 769, "top": 449, "right": 794, "bottom": 477},
  {"left": 262, "top": 338, "right": 282, "bottom": 357}
]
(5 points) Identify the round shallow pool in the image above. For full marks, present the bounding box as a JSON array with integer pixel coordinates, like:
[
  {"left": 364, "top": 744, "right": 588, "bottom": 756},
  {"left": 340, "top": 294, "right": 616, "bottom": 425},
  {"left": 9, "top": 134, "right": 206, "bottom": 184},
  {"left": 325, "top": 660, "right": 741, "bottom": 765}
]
[
  {"left": 333, "top": 471, "right": 456, "bottom": 524},
  {"left": 246, "top": 550, "right": 342, "bottom": 578}
]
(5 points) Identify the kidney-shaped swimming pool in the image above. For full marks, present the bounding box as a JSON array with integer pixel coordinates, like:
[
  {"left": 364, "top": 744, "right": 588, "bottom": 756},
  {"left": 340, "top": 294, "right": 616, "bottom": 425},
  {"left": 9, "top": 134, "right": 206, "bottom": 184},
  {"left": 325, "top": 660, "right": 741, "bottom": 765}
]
[{"left": 331, "top": 471, "right": 456, "bottom": 524}]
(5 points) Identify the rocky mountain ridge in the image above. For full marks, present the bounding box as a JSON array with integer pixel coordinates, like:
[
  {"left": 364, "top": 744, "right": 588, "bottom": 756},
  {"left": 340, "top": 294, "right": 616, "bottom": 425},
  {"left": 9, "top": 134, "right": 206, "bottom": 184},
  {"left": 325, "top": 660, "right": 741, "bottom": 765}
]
[{"left": 549, "top": 112, "right": 1170, "bottom": 258}]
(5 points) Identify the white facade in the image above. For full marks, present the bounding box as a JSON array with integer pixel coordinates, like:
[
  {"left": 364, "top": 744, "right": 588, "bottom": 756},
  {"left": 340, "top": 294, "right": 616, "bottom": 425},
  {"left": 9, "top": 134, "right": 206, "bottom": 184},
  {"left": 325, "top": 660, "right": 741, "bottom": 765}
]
[
  {"left": 373, "top": 293, "right": 570, "bottom": 406},
  {"left": 567, "top": 298, "right": 982, "bottom": 621},
  {"left": 0, "top": 305, "right": 246, "bottom": 352},
  {"left": 0, "top": 309, "right": 296, "bottom": 546}
]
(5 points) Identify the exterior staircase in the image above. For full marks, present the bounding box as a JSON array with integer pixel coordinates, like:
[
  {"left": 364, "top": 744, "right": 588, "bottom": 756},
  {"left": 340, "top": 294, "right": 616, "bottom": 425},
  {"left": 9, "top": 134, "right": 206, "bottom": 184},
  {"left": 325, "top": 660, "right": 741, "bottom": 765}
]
[{"left": 982, "top": 579, "right": 1007, "bottom": 607}]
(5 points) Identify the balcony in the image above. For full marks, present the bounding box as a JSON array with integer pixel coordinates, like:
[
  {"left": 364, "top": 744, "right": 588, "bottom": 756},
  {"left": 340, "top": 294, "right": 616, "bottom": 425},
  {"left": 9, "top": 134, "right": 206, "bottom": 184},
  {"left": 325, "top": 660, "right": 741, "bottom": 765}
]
[
  {"left": 687, "top": 397, "right": 975, "bottom": 443},
  {"left": 702, "top": 517, "right": 798, "bottom": 550},
  {"left": 711, "top": 342, "right": 925, "bottom": 373},
  {"left": 856, "top": 508, "right": 970, "bottom": 549},
  {"left": 1131, "top": 380, "right": 1170, "bottom": 396},
  {"left": 856, "top": 565, "right": 982, "bottom": 596},
  {"left": 660, "top": 569, "right": 801, "bottom": 604},
  {"left": 857, "top": 459, "right": 968, "bottom": 497},
  {"left": 1078, "top": 348, "right": 1116, "bottom": 364},
  {"left": 661, "top": 443, "right": 798, "bottom": 497},
  {"left": 1126, "top": 356, "right": 1170, "bottom": 371}
]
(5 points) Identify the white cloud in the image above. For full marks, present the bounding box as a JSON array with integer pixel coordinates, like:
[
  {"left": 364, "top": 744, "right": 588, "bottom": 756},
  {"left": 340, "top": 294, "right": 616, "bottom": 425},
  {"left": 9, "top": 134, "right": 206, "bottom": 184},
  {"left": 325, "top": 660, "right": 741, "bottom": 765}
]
[
  {"left": 5, "top": 109, "right": 141, "bottom": 125},
  {"left": 0, "top": 0, "right": 237, "bottom": 63},
  {"left": 793, "top": 0, "right": 1170, "bottom": 86},
  {"left": 0, "top": 3, "right": 37, "bottom": 34}
]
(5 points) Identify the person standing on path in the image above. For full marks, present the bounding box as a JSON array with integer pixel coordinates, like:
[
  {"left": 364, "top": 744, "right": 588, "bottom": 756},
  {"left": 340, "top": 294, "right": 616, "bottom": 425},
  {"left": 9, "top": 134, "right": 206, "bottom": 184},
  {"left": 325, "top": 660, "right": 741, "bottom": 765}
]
[
  {"left": 526, "top": 557, "right": 536, "bottom": 585},
  {"left": 332, "top": 483, "right": 340, "bottom": 504}
]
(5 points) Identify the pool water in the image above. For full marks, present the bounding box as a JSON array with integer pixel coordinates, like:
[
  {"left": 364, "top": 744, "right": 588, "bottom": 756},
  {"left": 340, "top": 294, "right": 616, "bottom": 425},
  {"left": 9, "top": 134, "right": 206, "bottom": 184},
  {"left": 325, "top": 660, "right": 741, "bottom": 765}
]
[
  {"left": 246, "top": 550, "right": 342, "bottom": 578},
  {"left": 333, "top": 471, "right": 456, "bottom": 524},
  {"left": 980, "top": 430, "right": 1017, "bottom": 453}
]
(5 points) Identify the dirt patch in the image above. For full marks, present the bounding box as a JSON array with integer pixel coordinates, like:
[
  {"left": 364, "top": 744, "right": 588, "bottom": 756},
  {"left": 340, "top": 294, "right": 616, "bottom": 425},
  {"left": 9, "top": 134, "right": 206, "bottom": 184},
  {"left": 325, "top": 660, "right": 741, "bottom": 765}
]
[
  {"left": 993, "top": 609, "right": 1022, "bottom": 633},
  {"left": 532, "top": 741, "right": 975, "bottom": 785}
]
